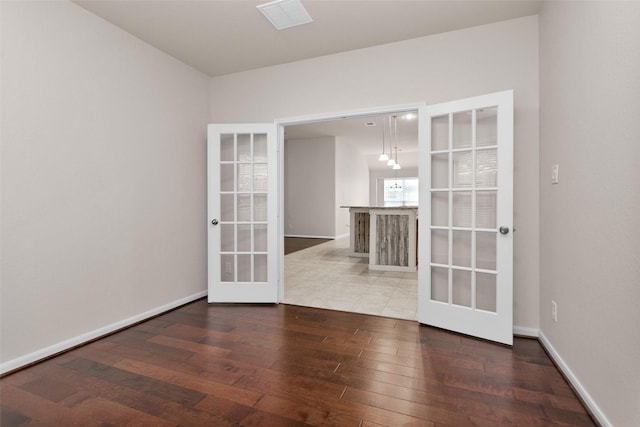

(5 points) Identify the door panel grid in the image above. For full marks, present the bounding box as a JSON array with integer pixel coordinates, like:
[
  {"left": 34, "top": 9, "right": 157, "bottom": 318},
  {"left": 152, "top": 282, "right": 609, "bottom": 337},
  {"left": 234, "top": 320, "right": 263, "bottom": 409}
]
[
  {"left": 219, "top": 133, "right": 268, "bottom": 284},
  {"left": 429, "top": 109, "right": 498, "bottom": 311},
  {"left": 419, "top": 90, "right": 513, "bottom": 345}
]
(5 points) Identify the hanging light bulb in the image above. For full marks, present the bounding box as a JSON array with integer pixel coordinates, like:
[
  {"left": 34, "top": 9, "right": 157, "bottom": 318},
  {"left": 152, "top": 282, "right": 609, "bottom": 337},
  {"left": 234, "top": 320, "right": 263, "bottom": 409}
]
[{"left": 378, "top": 117, "right": 389, "bottom": 161}]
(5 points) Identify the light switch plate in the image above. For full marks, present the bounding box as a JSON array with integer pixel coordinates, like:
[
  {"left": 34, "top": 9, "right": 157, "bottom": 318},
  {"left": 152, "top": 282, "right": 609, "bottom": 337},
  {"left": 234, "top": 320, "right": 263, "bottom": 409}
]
[{"left": 551, "top": 164, "right": 559, "bottom": 184}]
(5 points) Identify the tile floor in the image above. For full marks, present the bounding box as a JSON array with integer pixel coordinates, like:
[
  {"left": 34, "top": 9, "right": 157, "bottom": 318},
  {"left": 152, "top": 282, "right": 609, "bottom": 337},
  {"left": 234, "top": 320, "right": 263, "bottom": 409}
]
[{"left": 284, "top": 237, "right": 418, "bottom": 321}]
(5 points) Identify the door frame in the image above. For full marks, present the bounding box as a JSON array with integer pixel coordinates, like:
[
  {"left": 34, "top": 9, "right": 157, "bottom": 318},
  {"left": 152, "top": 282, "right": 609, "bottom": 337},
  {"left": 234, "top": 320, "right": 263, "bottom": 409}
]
[{"left": 275, "top": 102, "right": 427, "bottom": 302}]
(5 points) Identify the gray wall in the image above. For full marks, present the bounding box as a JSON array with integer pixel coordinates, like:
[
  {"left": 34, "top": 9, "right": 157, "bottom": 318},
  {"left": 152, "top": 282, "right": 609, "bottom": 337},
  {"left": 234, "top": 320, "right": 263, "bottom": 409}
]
[
  {"left": 334, "top": 138, "right": 370, "bottom": 238},
  {"left": 284, "top": 137, "right": 336, "bottom": 238},
  {"left": 1, "top": 1, "right": 210, "bottom": 367},
  {"left": 539, "top": 2, "right": 640, "bottom": 425},
  {"left": 284, "top": 137, "right": 369, "bottom": 238},
  {"left": 210, "top": 16, "right": 540, "bottom": 331}
]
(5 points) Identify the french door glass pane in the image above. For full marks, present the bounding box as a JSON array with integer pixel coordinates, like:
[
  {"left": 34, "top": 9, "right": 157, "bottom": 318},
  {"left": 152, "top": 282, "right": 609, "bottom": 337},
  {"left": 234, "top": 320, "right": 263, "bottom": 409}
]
[
  {"left": 431, "top": 267, "right": 448, "bottom": 302},
  {"left": 431, "top": 230, "right": 448, "bottom": 265},
  {"left": 452, "top": 230, "right": 471, "bottom": 268},
  {"left": 237, "top": 194, "right": 251, "bottom": 221},
  {"left": 476, "top": 107, "right": 497, "bottom": 147},
  {"left": 453, "top": 192, "right": 472, "bottom": 227},
  {"left": 253, "top": 164, "right": 268, "bottom": 192},
  {"left": 220, "top": 134, "right": 234, "bottom": 161},
  {"left": 238, "top": 164, "right": 251, "bottom": 191},
  {"left": 476, "top": 232, "right": 496, "bottom": 271},
  {"left": 452, "top": 112, "right": 472, "bottom": 149},
  {"left": 221, "top": 224, "right": 234, "bottom": 252},
  {"left": 431, "top": 115, "right": 449, "bottom": 151},
  {"left": 476, "top": 273, "right": 497, "bottom": 312},
  {"left": 237, "top": 134, "right": 251, "bottom": 162},
  {"left": 476, "top": 192, "right": 497, "bottom": 229},
  {"left": 254, "top": 194, "right": 267, "bottom": 221},
  {"left": 476, "top": 149, "right": 497, "bottom": 188},
  {"left": 431, "top": 154, "right": 448, "bottom": 188},
  {"left": 452, "top": 270, "right": 472, "bottom": 307},
  {"left": 237, "top": 224, "right": 251, "bottom": 252},
  {"left": 221, "top": 194, "right": 234, "bottom": 222},
  {"left": 237, "top": 255, "right": 251, "bottom": 282},
  {"left": 254, "top": 225, "right": 268, "bottom": 252},
  {"left": 220, "top": 254, "right": 234, "bottom": 282},
  {"left": 453, "top": 151, "right": 473, "bottom": 189},
  {"left": 221, "top": 164, "right": 234, "bottom": 191},
  {"left": 431, "top": 193, "right": 448, "bottom": 227},
  {"left": 254, "top": 254, "right": 268, "bottom": 282},
  {"left": 254, "top": 134, "right": 268, "bottom": 161}
]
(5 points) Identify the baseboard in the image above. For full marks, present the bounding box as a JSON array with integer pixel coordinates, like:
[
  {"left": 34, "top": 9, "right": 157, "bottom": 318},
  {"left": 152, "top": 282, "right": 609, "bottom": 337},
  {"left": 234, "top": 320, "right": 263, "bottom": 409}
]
[
  {"left": 538, "top": 331, "right": 610, "bottom": 427},
  {"left": 0, "top": 290, "right": 207, "bottom": 376},
  {"left": 513, "top": 325, "right": 539, "bottom": 338},
  {"left": 334, "top": 232, "right": 350, "bottom": 240},
  {"left": 284, "top": 234, "right": 335, "bottom": 239}
]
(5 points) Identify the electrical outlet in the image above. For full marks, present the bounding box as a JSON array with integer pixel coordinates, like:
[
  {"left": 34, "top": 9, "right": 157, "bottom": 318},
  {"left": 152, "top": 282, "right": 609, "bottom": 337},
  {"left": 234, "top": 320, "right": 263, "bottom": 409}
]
[{"left": 551, "top": 300, "right": 558, "bottom": 322}]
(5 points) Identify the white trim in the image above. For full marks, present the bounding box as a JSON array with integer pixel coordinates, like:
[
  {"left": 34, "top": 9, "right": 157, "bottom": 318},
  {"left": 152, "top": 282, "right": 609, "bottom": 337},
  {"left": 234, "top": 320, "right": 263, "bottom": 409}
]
[
  {"left": 539, "top": 331, "right": 611, "bottom": 427},
  {"left": 513, "top": 325, "right": 539, "bottom": 338},
  {"left": 275, "top": 103, "right": 424, "bottom": 127},
  {"left": 0, "top": 291, "right": 207, "bottom": 375}
]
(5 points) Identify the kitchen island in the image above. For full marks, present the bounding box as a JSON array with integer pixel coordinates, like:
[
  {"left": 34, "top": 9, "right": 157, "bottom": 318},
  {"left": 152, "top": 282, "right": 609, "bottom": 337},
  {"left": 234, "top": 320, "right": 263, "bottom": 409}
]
[{"left": 342, "top": 206, "right": 418, "bottom": 272}]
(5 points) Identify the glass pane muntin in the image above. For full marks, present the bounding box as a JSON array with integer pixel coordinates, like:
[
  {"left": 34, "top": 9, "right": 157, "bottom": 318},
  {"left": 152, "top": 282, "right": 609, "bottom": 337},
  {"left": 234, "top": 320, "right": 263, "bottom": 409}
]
[
  {"left": 429, "top": 108, "right": 498, "bottom": 309},
  {"left": 218, "top": 132, "right": 269, "bottom": 284}
]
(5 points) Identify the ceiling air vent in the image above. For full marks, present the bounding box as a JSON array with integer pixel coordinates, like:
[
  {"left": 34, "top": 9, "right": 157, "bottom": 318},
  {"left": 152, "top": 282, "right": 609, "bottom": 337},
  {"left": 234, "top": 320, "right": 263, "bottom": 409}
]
[{"left": 257, "top": 0, "right": 313, "bottom": 30}]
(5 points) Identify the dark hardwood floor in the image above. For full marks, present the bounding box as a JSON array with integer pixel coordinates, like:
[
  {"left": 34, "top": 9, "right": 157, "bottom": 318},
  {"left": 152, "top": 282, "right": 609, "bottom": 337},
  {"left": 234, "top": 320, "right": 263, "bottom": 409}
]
[
  {"left": 284, "top": 237, "right": 332, "bottom": 255},
  {"left": 0, "top": 300, "right": 595, "bottom": 426}
]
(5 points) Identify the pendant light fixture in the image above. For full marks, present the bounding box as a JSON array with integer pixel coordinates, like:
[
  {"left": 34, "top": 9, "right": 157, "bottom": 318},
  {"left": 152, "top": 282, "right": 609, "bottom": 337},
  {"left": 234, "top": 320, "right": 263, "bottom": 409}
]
[
  {"left": 386, "top": 116, "right": 396, "bottom": 166},
  {"left": 378, "top": 117, "right": 389, "bottom": 161},
  {"left": 392, "top": 146, "right": 401, "bottom": 170},
  {"left": 389, "top": 180, "right": 403, "bottom": 192}
]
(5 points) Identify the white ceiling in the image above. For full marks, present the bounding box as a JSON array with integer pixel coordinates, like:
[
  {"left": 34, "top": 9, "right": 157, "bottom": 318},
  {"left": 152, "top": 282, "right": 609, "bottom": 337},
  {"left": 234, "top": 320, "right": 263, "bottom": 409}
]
[
  {"left": 285, "top": 112, "right": 420, "bottom": 170},
  {"left": 73, "top": 0, "right": 541, "bottom": 78},
  {"left": 73, "top": 0, "right": 540, "bottom": 170}
]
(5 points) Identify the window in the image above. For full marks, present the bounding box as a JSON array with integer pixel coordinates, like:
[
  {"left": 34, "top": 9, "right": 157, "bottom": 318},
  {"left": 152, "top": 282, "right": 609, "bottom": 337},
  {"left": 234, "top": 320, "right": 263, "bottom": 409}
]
[{"left": 383, "top": 177, "right": 418, "bottom": 206}]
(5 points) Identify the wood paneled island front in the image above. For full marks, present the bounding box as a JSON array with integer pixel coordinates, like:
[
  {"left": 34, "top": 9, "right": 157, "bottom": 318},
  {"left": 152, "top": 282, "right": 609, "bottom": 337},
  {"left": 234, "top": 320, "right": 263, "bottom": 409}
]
[{"left": 342, "top": 206, "right": 418, "bottom": 272}]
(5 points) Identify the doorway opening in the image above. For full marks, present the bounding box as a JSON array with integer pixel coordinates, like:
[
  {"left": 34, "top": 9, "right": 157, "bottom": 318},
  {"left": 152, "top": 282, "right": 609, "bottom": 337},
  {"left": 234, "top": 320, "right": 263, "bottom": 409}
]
[{"left": 278, "top": 105, "right": 422, "bottom": 320}]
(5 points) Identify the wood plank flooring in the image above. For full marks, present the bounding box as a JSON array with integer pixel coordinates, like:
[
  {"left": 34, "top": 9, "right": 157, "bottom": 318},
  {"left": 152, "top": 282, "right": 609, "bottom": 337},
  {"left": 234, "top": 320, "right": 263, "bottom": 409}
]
[
  {"left": 284, "top": 237, "right": 332, "bottom": 255},
  {"left": 0, "top": 300, "right": 595, "bottom": 426}
]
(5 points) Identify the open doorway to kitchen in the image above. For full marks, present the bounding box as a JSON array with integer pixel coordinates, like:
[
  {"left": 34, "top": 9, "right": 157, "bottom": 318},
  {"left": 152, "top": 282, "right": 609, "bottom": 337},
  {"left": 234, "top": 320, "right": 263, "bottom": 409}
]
[{"left": 280, "top": 108, "right": 420, "bottom": 320}]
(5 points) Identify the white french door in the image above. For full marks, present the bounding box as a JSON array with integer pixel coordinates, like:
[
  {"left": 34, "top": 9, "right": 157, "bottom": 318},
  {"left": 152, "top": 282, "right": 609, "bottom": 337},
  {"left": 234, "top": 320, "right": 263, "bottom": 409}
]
[
  {"left": 418, "top": 90, "right": 514, "bottom": 345},
  {"left": 207, "top": 124, "right": 278, "bottom": 303}
]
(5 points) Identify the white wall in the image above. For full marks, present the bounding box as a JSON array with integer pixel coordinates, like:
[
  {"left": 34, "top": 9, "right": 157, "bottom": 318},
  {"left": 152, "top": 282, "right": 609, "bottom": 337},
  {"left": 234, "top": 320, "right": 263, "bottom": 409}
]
[
  {"left": 335, "top": 139, "right": 369, "bottom": 238},
  {"left": 210, "top": 16, "right": 540, "bottom": 330},
  {"left": 284, "top": 137, "right": 335, "bottom": 237},
  {"left": 539, "top": 2, "right": 640, "bottom": 425},
  {"left": 0, "top": 1, "right": 210, "bottom": 369}
]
